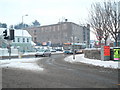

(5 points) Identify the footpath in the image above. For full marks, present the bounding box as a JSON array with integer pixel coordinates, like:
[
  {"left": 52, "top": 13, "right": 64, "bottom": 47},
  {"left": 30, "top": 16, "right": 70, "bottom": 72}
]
[{"left": 64, "top": 54, "right": 120, "bottom": 69}]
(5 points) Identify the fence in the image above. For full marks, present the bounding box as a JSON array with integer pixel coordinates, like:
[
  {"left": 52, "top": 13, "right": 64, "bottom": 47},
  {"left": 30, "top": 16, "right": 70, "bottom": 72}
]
[{"left": 0, "top": 48, "right": 18, "bottom": 56}]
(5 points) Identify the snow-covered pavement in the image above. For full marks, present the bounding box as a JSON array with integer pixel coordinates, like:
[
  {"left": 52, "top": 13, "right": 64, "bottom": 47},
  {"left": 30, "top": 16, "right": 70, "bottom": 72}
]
[
  {"left": 0, "top": 58, "right": 43, "bottom": 72},
  {"left": 65, "top": 54, "right": 120, "bottom": 69},
  {"left": 0, "top": 51, "right": 63, "bottom": 72},
  {"left": 0, "top": 53, "right": 119, "bottom": 73}
]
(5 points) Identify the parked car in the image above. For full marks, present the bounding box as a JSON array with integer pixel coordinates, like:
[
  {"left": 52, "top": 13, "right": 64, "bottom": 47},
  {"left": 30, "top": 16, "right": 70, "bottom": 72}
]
[
  {"left": 35, "top": 49, "right": 51, "bottom": 57},
  {"left": 55, "top": 49, "right": 63, "bottom": 51},
  {"left": 64, "top": 50, "right": 73, "bottom": 54},
  {"left": 50, "top": 49, "right": 56, "bottom": 52},
  {"left": 75, "top": 49, "right": 83, "bottom": 54}
]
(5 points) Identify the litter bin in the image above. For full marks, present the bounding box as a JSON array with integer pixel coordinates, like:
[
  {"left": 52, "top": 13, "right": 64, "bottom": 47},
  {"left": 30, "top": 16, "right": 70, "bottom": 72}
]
[
  {"left": 113, "top": 47, "right": 120, "bottom": 61},
  {"left": 110, "top": 48, "right": 114, "bottom": 60}
]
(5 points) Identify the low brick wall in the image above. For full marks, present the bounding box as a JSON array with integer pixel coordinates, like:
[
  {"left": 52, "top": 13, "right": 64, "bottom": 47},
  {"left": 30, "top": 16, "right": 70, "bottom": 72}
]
[{"left": 83, "top": 48, "right": 101, "bottom": 60}]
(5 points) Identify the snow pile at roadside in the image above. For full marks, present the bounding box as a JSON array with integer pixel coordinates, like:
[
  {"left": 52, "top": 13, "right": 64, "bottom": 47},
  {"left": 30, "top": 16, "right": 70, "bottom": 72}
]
[
  {"left": 0, "top": 58, "right": 43, "bottom": 71},
  {"left": 65, "top": 54, "right": 120, "bottom": 69}
]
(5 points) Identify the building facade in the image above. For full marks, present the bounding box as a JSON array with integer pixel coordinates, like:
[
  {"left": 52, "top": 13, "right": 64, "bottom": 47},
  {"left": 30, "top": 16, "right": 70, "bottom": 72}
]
[
  {"left": 11, "top": 29, "right": 35, "bottom": 52},
  {"left": 26, "top": 22, "right": 90, "bottom": 47},
  {"left": 0, "top": 28, "right": 35, "bottom": 52}
]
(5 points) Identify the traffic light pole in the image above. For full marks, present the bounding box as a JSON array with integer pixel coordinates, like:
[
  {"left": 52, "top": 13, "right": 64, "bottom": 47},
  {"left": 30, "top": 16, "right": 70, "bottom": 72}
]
[
  {"left": 3, "top": 29, "right": 14, "bottom": 60},
  {"left": 7, "top": 40, "right": 12, "bottom": 60}
]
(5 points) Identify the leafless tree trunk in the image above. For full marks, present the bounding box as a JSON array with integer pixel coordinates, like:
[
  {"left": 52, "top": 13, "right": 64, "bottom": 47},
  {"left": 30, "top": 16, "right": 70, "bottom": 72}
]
[{"left": 89, "top": 3, "right": 103, "bottom": 47}]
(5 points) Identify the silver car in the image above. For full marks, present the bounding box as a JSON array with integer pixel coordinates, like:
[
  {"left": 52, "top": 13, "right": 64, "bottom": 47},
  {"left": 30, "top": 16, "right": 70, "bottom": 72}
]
[{"left": 35, "top": 49, "right": 51, "bottom": 57}]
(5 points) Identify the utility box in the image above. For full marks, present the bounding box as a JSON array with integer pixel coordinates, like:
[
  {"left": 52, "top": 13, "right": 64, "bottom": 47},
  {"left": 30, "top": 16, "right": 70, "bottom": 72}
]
[
  {"left": 110, "top": 48, "right": 114, "bottom": 60},
  {"left": 101, "top": 46, "right": 110, "bottom": 61},
  {"left": 113, "top": 47, "right": 120, "bottom": 61}
]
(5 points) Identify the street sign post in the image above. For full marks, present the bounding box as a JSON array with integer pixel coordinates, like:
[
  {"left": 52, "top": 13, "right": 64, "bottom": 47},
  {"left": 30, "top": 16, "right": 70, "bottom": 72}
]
[
  {"left": 101, "top": 46, "right": 110, "bottom": 61},
  {"left": 104, "top": 46, "right": 110, "bottom": 56}
]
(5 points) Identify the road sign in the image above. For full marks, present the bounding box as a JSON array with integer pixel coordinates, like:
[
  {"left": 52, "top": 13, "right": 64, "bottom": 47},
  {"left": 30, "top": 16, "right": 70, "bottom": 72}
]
[
  {"left": 114, "top": 47, "right": 120, "bottom": 60},
  {"left": 104, "top": 46, "right": 110, "bottom": 56}
]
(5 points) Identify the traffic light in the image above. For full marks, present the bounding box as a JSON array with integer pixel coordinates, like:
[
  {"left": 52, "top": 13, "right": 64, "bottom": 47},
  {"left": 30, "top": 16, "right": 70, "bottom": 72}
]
[
  {"left": 3, "top": 29, "right": 7, "bottom": 37},
  {"left": 3, "top": 29, "right": 9, "bottom": 40},
  {"left": 9, "top": 29, "right": 14, "bottom": 40}
]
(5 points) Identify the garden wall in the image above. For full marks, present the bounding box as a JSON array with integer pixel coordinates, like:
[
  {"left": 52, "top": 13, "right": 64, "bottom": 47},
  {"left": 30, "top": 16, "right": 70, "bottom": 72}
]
[{"left": 83, "top": 48, "right": 101, "bottom": 60}]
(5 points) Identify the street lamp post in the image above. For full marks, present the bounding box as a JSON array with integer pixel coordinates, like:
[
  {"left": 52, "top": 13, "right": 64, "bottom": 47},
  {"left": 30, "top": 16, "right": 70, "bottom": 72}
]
[
  {"left": 22, "top": 14, "right": 28, "bottom": 28},
  {"left": 71, "top": 35, "right": 76, "bottom": 59},
  {"left": 22, "top": 14, "right": 28, "bottom": 53},
  {"left": 73, "top": 35, "right": 75, "bottom": 59}
]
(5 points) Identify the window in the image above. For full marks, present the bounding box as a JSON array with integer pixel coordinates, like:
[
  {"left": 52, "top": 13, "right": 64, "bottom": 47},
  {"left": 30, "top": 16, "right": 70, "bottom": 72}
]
[
  {"left": 34, "top": 30, "right": 37, "bottom": 35},
  {"left": 53, "top": 26, "right": 56, "bottom": 31},
  {"left": 13, "top": 39, "right": 15, "bottom": 42},
  {"left": 23, "top": 38, "right": 25, "bottom": 42},
  {"left": 34, "top": 37, "right": 37, "bottom": 41},
  {"left": 63, "top": 24, "right": 67, "bottom": 29},
  {"left": 27, "top": 38, "right": 29, "bottom": 42},
  {"left": 18, "top": 38, "right": 20, "bottom": 42},
  {"left": 57, "top": 25, "right": 60, "bottom": 31},
  {"left": 49, "top": 27, "right": 51, "bottom": 30}
]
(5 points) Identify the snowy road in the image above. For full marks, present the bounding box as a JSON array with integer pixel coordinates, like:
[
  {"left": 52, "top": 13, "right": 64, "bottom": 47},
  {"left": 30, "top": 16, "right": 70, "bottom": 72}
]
[{"left": 2, "top": 54, "right": 119, "bottom": 88}]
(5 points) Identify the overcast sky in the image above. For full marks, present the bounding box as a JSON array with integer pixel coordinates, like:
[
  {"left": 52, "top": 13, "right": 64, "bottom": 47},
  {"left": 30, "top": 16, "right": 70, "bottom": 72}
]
[
  {"left": 0, "top": 0, "right": 106, "bottom": 25},
  {"left": 0, "top": 0, "right": 119, "bottom": 40}
]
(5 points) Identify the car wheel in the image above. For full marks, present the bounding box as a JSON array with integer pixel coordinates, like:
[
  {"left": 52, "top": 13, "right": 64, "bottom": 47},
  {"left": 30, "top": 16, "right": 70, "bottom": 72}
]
[
  {"left": 35, "top": 55, "right": 37, "bottom": 57},
  {"left": 49, "top": 54, "right": 51, "bottom": 57}
]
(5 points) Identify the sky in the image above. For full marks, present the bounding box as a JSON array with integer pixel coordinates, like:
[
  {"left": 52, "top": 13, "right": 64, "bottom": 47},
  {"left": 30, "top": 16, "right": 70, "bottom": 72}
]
[
  {"left": 0, "top": 0, "right": 119, "bottom": 40},
  {"left": 0, "top": 0, "right": 105, "bottom": 25}
]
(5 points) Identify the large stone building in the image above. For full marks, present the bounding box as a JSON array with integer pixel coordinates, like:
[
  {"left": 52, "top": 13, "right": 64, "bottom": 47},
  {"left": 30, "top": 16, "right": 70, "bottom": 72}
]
[{"left": 26, "top": 22, "right": 90, "bottom": 47}]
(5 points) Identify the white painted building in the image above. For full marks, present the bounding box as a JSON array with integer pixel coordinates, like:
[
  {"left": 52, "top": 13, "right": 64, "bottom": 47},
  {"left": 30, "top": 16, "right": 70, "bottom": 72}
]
[
  {"left": 0, "top": 28, "right": 36, "bottom": 52},
  {"left": 12, "top": 29, "right": 36, "bottom": 52}
]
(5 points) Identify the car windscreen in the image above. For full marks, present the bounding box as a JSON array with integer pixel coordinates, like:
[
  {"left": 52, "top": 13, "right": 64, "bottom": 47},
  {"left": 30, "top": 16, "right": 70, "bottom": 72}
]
[{"left": 39, "top": 49, "right": 45, "bottom": 52}]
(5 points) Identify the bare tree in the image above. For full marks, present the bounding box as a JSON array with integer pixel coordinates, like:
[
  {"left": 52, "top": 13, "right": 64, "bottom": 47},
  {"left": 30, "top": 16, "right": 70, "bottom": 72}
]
[
  {"left": 89, "top": 1, "right": 120, "bottom": 47},
  {"left": 104, "top": 1, "right": 120, "bottom": 46},
  {"left": 89, "top": 3, "right": 109, "bottom": 47}
]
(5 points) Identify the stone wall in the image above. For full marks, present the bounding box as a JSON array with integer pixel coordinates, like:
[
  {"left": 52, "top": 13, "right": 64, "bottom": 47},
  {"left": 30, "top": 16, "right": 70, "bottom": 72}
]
[{"left": 83, "top": 48, "right": 101, "bottom": 60}]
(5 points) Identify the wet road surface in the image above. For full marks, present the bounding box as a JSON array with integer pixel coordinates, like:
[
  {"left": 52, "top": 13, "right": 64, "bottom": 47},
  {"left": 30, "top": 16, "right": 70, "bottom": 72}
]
[{"left": 2, "top": 54, "right": 119, "bottom": 88}]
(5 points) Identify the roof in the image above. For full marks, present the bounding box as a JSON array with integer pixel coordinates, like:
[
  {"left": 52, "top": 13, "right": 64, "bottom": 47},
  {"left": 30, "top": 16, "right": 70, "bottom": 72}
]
[
  {"left": 14, "top": 29, "right": 31, "bottom": 37},
  {"left": 0, "top": 28, "right": 31, "bottom": 37}
]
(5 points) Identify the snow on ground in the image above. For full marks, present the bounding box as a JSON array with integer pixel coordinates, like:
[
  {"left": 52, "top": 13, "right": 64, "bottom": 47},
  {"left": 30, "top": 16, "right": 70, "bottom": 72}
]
[
  {"left": 0, "top": 51, "right": 63, "bottom": 72},
  {"left": 0, "top": 58, "right": 43, "bottom": 72},
  {"left": 65, "top": 54, "right": 120, "bottom": 69}
]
